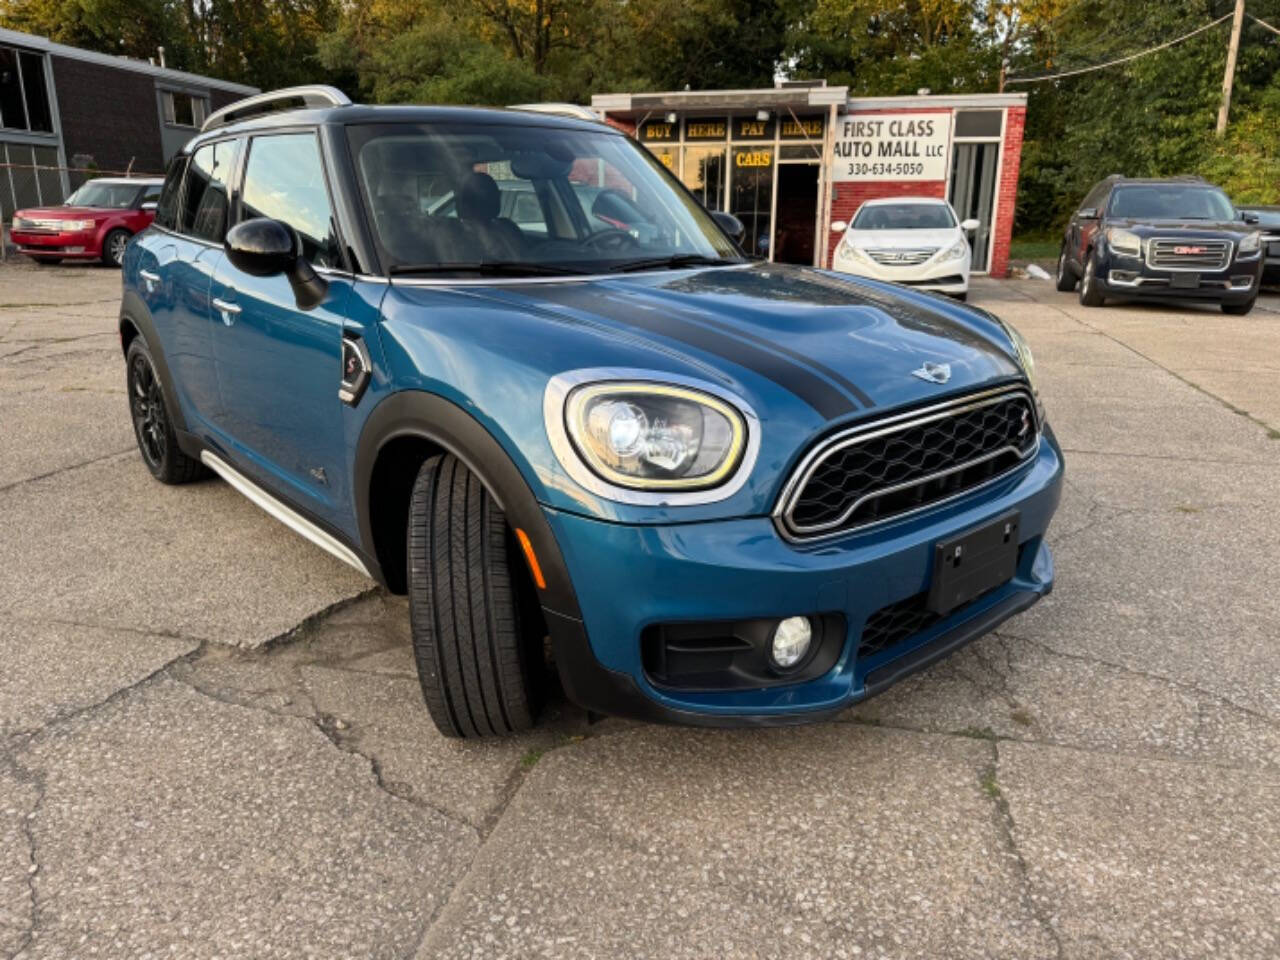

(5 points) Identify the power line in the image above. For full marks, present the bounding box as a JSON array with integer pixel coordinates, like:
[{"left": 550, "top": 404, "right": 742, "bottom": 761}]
[
  {"left": 1248, "top": 12, "right": 1280, "bottom": 36},
  {"left": 1006, "top": 11, "right": 1234, "bottom": 84}
]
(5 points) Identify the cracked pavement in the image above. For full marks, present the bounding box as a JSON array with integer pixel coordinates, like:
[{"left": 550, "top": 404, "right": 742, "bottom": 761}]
[{"left": 2, "top": 259, "right": 1278, "bottom": 958}]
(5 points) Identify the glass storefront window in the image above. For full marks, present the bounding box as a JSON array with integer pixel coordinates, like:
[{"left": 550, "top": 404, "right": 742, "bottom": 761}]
[
  {"left": 682, "top": 146, "right": 726, "bottom": 211},
  {"left": 647, "top": 146, "right": 680, "bottom": 177},
  {"left": 0, "top": 48, "right": 29, "bottom": 131},
  {"left": 731, "top": 147, "right": 773, "bottom": 258},
  {"left": 19, "top": 52, "right": 51, "bottom": 132}
]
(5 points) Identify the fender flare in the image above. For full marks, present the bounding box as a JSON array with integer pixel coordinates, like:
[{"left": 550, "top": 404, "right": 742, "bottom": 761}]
[
  {"left": 353, "top": 390, "right": 584, "bottom": 622},
  {"left": 119, "top": 289, "right": 189, "bottom": 435}
]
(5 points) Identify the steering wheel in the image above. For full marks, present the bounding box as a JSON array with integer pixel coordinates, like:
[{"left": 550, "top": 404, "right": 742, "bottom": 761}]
[{"left": 582, "top": 227, "right": 639, "bottom": 253}]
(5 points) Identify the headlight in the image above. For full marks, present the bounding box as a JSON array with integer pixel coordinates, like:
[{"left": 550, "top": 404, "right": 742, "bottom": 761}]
[
  {"left": 1238, "top": 231, "right": 1262, "bottom": 255},
  {"left": 942, "top": 238, "right": 969, "bottom": 261},
  {"left": 1106, "top": 228, "right": 1142, "bottom": 258},
  {"left": 60, "top": 219, "right": 95, "bottom": 232},
  {"left": 12, "top": 216, "right": 30, "bottom": 230},
  {"left": 841, "top": 239, "right": 871, "bottom": 264},
  {"left": 565, "top": 382, "right": 747, "bottom": 490},
  {"left": 997, "top": 319, "right": 1045, "bottom": 423}
]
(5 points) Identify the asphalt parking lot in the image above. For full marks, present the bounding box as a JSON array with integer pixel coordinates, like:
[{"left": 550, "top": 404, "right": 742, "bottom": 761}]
[{"left": 2, "top": 259, "right": 1278, "bottom": 959}]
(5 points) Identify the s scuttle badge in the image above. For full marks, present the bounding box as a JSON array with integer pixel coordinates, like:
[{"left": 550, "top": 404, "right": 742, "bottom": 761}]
[{"left": 912, "top": 361, "right": 952, "bottom": 384}]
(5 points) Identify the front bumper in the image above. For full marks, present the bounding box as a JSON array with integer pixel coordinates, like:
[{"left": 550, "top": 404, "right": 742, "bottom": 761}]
[
  {"left": 11, "top": 229, "right": 100, "bottom": 259},
  {"left": 831, "top": 247, "right": 969, "bottom": 292},
  {"left": 544, "top": 425, "right": 1064, "bottom": 725},
  {"left": 1100, "top": 250, "right": 1262, "bottom": 303}
]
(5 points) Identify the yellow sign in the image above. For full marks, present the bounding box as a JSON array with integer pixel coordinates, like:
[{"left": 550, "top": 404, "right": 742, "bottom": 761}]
[
  {"left": 781, "top": 117, "right": 823, "bottom": 138},
  {"left": 735, "top": 150, "right": 772, "bottom": 168},
  {"left": 642, "top": 122, "right": 675, "bottom": 141},
  {"left": 686, "top": 121, "right": 725, "bottom": 139},
  {"left": 736, "top": 119, "right": 768, "bottom": 138}
]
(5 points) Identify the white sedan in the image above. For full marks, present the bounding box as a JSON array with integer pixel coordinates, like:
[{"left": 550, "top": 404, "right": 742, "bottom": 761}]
[{"left": 830, "top": 198, "right": 980, "bottom": 300}]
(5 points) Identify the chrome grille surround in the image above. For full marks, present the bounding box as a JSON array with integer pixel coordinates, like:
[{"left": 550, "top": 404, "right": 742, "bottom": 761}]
[
  {"left": 1146, "top": 238, "right": 1231, "bottom": 271},
  {"left": 865, "top": 247, "right": 938, "bottom": 267},
  {"left": 774, "top": 386, "right": 1041, "bottom": 543},
  {"left": 13, "top": 217, "right": 69, "bottom": 233}
]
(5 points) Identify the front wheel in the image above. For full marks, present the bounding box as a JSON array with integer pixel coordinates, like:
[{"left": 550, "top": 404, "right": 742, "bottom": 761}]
[
  {"left": 1078, "top": 252, "right": 1105, "bottom": 307},
  {"left": 126, "top": 339, "right": 206, "bottom": 484},
  {"left": 1055, "top": 247, "right": 1078, "bottom": 292},
  {"left": 102, "top": 228, "right": 130, "bottom": 267},
  {"left": 407, "top": 454, "right": 542, "bottom": 738},
  {"left": 1222, "top": 297, "right": 1256, "bottom": 316}
]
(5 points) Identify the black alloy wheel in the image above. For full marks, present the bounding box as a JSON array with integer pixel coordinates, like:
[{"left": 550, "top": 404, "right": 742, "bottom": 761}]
[{"left": 125, "top": 338, "right": 205, "bottom": 484}]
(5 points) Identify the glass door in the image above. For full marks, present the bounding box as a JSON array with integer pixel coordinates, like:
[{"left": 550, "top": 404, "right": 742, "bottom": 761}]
[{"left": 948, "top": 142, "right": 1000, "bottom": 272}]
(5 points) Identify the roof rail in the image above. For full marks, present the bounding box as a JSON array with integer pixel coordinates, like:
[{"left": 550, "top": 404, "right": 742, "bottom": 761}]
[
  {"left": 201, "top": 85, "right": 351, "bottom": 133},
  {"left": 508, "top": 102, "right": 600, "bottom": 122}
]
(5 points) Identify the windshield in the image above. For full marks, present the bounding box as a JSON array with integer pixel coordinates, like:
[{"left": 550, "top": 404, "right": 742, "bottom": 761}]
[
  {"left": 1108, "top": 186, "right": 1235, "bottom": 221},
  {"left": 64, "top": 182, "right": 142, "bottom": 209},
  {"left": 348, "top": 122, "right": 742, "bottom": 274},
  {"left": 852, "top": 203, "right": 955, "bottom": 230}
]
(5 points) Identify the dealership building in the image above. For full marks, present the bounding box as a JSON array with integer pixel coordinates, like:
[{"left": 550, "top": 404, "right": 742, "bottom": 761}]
[
  {"left": 0, "top": 26, "right": 255, "bottom": 215},
  {"left": 591, "top": 83, "right": 1027, "bottom": 277}
]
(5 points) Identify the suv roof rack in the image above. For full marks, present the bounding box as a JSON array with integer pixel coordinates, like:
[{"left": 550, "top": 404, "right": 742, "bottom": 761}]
[
  {"left": 201, "top": 85, "right": 351, "bottom": 133},
  {"left": 507, "top": 102, "right": 600, "bottom": 122}
]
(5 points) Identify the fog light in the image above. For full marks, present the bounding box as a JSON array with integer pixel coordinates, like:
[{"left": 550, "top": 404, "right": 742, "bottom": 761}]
[{"left": 770, "top": 616, "right": 813, "bottom": 669}]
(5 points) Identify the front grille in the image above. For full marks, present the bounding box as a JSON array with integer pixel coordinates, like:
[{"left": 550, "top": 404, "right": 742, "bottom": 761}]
[
  {"left": 13, "top": 218, "right": 65, "bottom": 233},
  {"left": 778, "top": 388, "right": 1039, "bottom": 540},
  {"left": 865, "top": 247, "right": 937, "bottom": 267},
  {"left": 858, "top": 593, "right": 939, "bottom": 659},
  {"left": 1147, "top": 238, "right": 1231, "bottom": 271}
]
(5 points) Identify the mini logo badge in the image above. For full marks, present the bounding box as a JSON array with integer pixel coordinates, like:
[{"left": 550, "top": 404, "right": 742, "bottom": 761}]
[{"left": 912, "top": 361, "right": 952, "bottom": 384}]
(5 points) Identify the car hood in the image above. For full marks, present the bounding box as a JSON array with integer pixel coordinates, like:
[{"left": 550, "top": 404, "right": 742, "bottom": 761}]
[
  {"left": 844, "top": 227, "right": 959, "bottom": 249},
  {"left": 449, "top": 262, "right": 1021, "bottom": 419},
  {"left": 1107, "top": 218, "right": 1256, "bottom": 235}
]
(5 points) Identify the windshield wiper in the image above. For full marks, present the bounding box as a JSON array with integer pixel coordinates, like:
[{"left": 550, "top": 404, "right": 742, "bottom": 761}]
[
  {"left": 608, "top": 253, "right": 741, "bottom": 273},
  {"left": 389, "top": 261, "right": 589, "bottom": 277}
]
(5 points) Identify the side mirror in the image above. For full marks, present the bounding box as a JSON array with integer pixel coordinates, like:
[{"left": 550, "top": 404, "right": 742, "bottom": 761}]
[
  {"left": 1241, "top": 210, "right": 1260, "bottom": 225},
  {"left": 711, "top": 210, "right": 746, "bottom": 246},
  {"left": 1077, "top": 207, "right": 1099, "bottom": 220},
  {"left": 960, "top": 218, "right": 980, "bottom": 232},
  {"left": 224, "top": 217, "right": 328, "bottom": 309},
  {"left": 830, "top": 220, "right": 848, "bottom": 233},
  {"left": 141, "top": 201, "right": 158, "bottom": 212}
]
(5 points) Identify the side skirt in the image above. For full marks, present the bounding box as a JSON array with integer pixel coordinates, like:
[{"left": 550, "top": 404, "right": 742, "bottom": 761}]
[{"left": 199, "top": 450, "right": 373, "bottom": 579}]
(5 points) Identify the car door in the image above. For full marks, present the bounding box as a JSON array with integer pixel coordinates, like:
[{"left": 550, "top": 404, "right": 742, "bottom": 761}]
[
  {"left": 1071, "top": 182, "right": 1107, "bottom": 270},
  {"left": 208, "top": 130, "right": 353, "bottom": 526},
  {"left": 139, "top": 139, "right": 240, "bottom": 429}
]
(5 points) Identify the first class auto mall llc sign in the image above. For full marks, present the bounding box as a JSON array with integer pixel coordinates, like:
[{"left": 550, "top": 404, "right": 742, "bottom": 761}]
[{"left": 831, "top": 113, "right": 953, "bottom": 182}]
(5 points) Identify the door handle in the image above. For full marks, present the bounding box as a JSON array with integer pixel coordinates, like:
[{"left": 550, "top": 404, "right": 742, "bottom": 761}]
[
  {"left": 212, "top": 297, "right": 241, "bottom": 326},
  {"left": 139, "top": 269, "right": 160, "bottom": 292}
]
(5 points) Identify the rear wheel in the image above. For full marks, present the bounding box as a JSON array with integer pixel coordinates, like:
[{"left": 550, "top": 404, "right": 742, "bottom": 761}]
[
  {"left": 102, "top": 228, "right": 130, "bottom": 267},
  {"left": 1055, "top": 247, "right": 1078, "bottom": 292},
  {"left": 407, "top": 454, "right": 541, "bottom": 738},
  {"left": 1222, "top": 297, "right": 1256, "bottom": 316},
  {"left": 126, "top": 339, "right": 205, "bottom": 484},
  {"left": 1078, "top": 251, "right": 1105, "bottom": 307}
]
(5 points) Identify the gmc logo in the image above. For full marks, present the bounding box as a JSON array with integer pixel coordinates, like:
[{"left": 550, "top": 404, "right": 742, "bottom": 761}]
[{"left": 1173, "top": 245, "right": 1207, "bottom": 255}]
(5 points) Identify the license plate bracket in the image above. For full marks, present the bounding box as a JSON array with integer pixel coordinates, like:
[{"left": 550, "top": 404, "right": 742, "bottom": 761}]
[
  {"left": 1170, "top": 272, "right": 1200, "bottom": 289},
  {"left": 927, "top": 510, "right": 1020, "bottom": 615}
]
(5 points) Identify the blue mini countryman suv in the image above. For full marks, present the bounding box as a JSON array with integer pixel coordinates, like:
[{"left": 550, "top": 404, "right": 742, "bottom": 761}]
[{"left": 120, "top": 86, "right": 1063, "bottom": 737}]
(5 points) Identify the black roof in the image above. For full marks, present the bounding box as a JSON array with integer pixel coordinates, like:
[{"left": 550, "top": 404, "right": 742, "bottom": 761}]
[{"left": 181, "top": 102, "right": 613, "bottom": 154}]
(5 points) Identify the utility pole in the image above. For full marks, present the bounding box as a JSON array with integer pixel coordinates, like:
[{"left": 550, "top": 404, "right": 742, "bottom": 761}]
[{"left": 1216, "top": 0, "right": 1246, "bottom": 136}]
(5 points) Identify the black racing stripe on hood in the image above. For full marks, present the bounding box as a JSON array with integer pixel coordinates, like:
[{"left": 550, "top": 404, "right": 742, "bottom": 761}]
[
  {"left": 685, "top": 311, "right": 876, "bottom": 409},
  {"left": 522, "top": 286, "right": 859, "bottom": 419}
]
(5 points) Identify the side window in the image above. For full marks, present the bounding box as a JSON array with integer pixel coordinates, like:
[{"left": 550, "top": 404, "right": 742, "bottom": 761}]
[
  {"left": 1080, "top": 183, "right": 1108, "bottom": 214},
  {"left": 240, "top": 133, "right": 340, "bottom": 268},
  {"left": 154, "top": 155, "right": 187, "bottom": 229},
  {"left": 179, "top": 139, "right": 240, "bottom": 243}
]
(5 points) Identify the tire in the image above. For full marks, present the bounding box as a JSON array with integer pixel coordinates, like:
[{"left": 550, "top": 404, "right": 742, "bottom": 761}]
[
  {"left": 407, "top": 454, "right": 541, "bottom": 738},
  {"left": 31, "top": 256, "right": 61, "bottom": 266},
  {"left": 102, "top": 228, "right": 130, "bottom": 267},
  {"left": 1222, "top": 297, "right": 1256, "bottom": 316},
  {"left": 1078, "top": 251, "right": 1105, "bottom": 307},
  {"left": 126, "top": 339, "right": 205, "bottom": 484},
  {"left": 1055, "top": 247, "right": 1078, "bottom": 292}
]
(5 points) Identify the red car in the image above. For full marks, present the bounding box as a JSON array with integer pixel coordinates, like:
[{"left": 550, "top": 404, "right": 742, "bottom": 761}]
[{"left": 10, "top": 177, "right": 164, "bottom": 267}]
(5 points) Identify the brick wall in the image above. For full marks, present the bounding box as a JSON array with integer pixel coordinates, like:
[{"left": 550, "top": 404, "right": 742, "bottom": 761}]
[
  {"left": 988, "top": 105, "right": 1025, "bottom": 279},
  {"left": 51, "top": 56, "right": 166, "bottom": 176}
]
